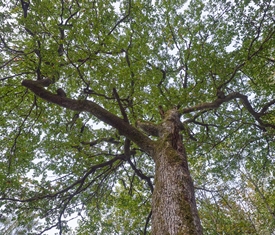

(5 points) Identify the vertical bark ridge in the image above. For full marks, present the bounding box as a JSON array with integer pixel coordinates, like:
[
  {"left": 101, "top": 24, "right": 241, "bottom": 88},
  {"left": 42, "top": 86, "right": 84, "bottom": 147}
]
[{"left": 151, "top": 109, "right": 203, "bottom": 235}]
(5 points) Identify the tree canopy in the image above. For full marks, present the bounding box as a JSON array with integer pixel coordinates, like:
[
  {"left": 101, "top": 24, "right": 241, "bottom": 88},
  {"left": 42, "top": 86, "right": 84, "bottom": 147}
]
[{"left": 1, "top": 0, "right": 275, "bottom": 234}]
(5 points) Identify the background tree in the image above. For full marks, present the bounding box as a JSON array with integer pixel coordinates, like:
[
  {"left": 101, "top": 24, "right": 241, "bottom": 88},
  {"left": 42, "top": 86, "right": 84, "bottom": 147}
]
[{"left": 1, "top": 0, "right": 275, "bottom": 234}]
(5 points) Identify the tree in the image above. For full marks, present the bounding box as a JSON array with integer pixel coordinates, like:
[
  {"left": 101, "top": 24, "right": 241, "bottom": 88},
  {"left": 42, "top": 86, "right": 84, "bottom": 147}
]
[
  {"left": 1, "top": 0, "right": 275, "bottom": 234},
  {"left": 0, "top": 210, "right": 40, "bottom": 235}
]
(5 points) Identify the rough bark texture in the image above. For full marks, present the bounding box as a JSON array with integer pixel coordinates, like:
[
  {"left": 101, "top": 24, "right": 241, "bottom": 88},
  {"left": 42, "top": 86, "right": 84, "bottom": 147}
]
[{"left": 151, "top": 109, "right": 203, "bottom": 235}]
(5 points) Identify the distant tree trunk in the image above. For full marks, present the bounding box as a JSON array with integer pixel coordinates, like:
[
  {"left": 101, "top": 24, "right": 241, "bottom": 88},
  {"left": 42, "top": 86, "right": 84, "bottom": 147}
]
[{"left": 151, "top": 109, "right": 203, "bottom": 235}]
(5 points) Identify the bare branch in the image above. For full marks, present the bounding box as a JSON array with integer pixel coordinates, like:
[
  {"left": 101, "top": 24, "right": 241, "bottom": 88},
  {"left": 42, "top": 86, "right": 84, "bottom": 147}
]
[
  {"left": 113, "top": 88, "right": 129, "bottom": 123},
  {"left": 127, "top": 157, "right": 154, "bottom": 193},
  {"left": 143, "top": 210, "right": 152, "bottom": 235},
  {"left": 107, "top": 0, "right": 132, "bottom": 36},
  {"left": 80, "top": 138, "right": 120, "bottom": 147}
]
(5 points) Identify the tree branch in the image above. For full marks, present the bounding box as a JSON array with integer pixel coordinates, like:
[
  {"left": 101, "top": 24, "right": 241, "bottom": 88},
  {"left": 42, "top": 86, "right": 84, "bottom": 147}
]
[
  {"left": 1, "top": 154, "right": 123, "bottom": 203},
  {"left": 127, "top": 157, "right": 154, "bottom": 193},
  {"left": 260, "top": 98, "right": 275, "bottom": 114},
  {"left": 21, "top": 79, "right": 156, "bottom": 154},
  {"left": 181, "top": 92, "right": 238, "bottom": 114},
  {"left": 136, "top": 120, "right": 160, "bottom": 137},
  {"left": 180, "top": 92, "right": 274, "bottom": 131},
  {"left": 113, "top": 87, "right": 129, "bottom": 123}
]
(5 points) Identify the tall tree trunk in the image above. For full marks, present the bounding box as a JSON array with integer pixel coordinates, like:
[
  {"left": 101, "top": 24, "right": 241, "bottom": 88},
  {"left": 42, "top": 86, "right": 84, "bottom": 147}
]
[{"left": 151, "top": 109, "right": 203, "bottom": 235}]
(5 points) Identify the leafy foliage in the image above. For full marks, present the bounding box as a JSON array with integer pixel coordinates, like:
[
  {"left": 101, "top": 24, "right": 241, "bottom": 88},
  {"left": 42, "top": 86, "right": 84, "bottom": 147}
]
[{"left": 1, "top": 0, "right": 275, "bottom": 234}]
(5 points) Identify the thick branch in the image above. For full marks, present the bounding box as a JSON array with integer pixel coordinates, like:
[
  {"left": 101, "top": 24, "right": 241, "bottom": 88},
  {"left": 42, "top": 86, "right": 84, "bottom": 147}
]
[
  {"left": 22, "top": 79, "right": 155, "bottom": 154},
  {"left": 180, "top": 92, "right": 269, "bottom": 131},
  {"left": 137, "top": 120, "right": 160, "bottom": 137},
  {"left": 181, "top": 92, "right": 239, "bottom": 114}
]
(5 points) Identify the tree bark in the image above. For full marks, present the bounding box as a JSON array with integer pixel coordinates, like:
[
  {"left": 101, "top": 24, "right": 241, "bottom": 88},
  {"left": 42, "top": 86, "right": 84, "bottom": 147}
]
[
  {"left": 21, "top": 80, "right": 203, "bottom": 234},
  {"left": 151, "top": 109, "right": 203, "bottom": 235}
]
